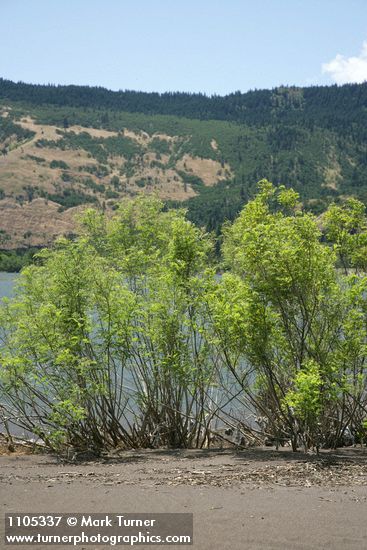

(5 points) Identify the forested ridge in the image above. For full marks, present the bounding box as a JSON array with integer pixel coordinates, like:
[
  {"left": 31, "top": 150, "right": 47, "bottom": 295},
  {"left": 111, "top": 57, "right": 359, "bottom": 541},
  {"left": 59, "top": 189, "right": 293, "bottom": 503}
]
[{"left": 1, "top": 78, "right": 367, "bottom": 131}]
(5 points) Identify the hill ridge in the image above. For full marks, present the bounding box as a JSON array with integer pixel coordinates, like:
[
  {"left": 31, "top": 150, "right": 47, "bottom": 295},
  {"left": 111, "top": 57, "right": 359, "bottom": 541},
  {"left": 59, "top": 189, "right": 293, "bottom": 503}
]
[{"left": 0, "top": 78, "right": 367, "bottom": 256}]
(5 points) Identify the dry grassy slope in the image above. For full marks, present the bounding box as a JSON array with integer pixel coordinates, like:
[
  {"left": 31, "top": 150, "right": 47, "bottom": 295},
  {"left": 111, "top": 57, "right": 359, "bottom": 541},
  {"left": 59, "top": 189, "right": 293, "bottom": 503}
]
[
  {"left": 0, "top": 198, "right": 81, "bottom": 249},
  {"left": 0, "top": 115, "right": 232, "bottom": 249}
]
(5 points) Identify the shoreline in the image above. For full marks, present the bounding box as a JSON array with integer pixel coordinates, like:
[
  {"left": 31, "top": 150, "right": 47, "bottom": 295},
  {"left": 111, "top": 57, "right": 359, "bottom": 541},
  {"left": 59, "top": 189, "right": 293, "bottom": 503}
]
[
  {"left": 2, "top": 445, "right": 367, "bottom": 488},
  {"left": 1, "top": 446, "right": 366, "bottom": 549}
]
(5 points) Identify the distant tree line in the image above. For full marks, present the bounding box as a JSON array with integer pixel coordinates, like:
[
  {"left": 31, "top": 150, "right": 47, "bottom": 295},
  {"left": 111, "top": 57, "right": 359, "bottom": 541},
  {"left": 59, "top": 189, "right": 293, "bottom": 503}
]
[{"left": 1, "top": 78, "right": 366, "bottom": 135}]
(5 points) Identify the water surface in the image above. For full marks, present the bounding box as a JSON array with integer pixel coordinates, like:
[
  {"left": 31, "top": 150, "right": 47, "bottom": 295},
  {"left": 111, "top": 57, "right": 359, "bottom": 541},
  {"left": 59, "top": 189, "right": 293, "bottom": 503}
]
[{"left": 0, "top": 272, "right": 18, "bottom": 299}]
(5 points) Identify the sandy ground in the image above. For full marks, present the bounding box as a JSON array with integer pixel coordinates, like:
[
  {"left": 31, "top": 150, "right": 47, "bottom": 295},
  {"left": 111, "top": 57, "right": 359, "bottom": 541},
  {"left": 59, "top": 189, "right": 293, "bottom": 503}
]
[{"left": 0, "top": 447, "right": 366, "bottom": 549}]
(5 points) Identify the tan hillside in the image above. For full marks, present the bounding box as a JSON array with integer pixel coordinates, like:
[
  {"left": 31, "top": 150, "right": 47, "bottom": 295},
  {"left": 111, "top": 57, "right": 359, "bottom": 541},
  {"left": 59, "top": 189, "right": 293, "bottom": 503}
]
[
  {"left": 0, "top": 198, "right": 81, "bottom": 249},
  {"left": 0, "top": 113, "right": 230, "bottom": 248},
  {"left": 176, "top": 154, "right": 232, "bottom": 186}
]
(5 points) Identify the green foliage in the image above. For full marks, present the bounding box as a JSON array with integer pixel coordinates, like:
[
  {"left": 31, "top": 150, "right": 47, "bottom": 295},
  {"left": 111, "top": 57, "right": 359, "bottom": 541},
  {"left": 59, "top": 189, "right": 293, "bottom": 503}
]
[
  {"left": 213, "top": 181, "right": 367, "bottom": 450},
  {"left": 110, "top": 175, "right": 120, "bottom": 189},
  {"left": 135, "top": 177, "right": 149, "bottom": 188},
  {"left": 0, "top": 248, "right": 39, "bottom": 272},
  {"left": 37, "top": 130, "right": 143, "bottom": 165},
  {"left": 50, "top": 159, "right": 69, "bottom": 169},
  {"left": 0, "top": 116, "right": 35, "bottom": 146},
  {"left": 83, "top": 177, "right": 105, "bottom": 193},
  {"left": 1, "top": 190, "right": 367, "bottom": 453},
  {"left": 25, "top": 154, "right": 45, "bottom": 164},
  {"left": 60, "top": 171, "right": 73, "bottom": 182},
  {"left": 284, "top": 360, "right": 322, "bottom": 424},
  {"left": 81, "top": 163, "right": 110, "bottom": 178},
  {"left": 105, "top": 189, "right": 119, "bottom": 198},
  {"left": 176, "top": 170, "right": 205, "bottom": 190},
  {"left": 323, "top": 198, "right": 367, "bottom": 272},
  {"left": 150, "top": 137, "right": 171, "bottom": 155},
  {"left": 39, "top": 188, "right": 98, "bottom": 209},
  {"left": 0, "top": 197, "right": 217, "bottom": 453}
]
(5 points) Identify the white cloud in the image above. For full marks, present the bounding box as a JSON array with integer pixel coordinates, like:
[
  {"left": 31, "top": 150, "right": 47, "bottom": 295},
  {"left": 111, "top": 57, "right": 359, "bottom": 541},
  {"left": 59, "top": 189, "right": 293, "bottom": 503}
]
[{"left": 322, "top": 41, "right": 367, "bottom": 84}]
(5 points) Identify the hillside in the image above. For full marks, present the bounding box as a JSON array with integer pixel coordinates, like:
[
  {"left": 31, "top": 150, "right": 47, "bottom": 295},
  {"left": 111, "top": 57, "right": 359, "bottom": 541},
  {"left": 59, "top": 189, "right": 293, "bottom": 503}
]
[{"left": 0, "top": 78, "right": 367, "bottom": 250}]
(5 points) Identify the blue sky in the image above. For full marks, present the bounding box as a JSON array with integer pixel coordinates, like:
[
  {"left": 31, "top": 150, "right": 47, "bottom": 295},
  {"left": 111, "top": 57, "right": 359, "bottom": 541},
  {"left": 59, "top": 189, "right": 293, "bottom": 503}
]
[{"left": 1, "top": 0, "right": 367, "bottom": 95}]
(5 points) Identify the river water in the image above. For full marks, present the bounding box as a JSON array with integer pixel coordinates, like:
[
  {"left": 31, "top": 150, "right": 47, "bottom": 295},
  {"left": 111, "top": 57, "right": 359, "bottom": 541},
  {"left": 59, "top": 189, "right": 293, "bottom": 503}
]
[{"left": 0, "top": 272, "right": 17, "bottom": 299}]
